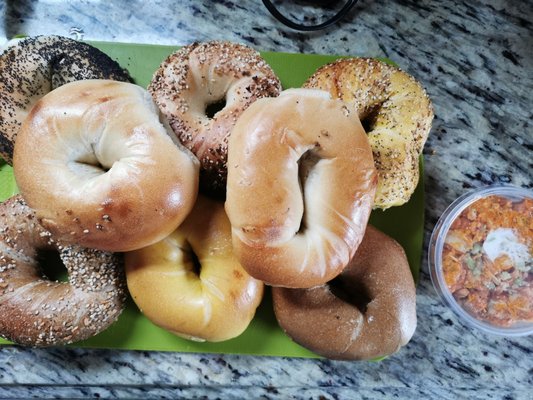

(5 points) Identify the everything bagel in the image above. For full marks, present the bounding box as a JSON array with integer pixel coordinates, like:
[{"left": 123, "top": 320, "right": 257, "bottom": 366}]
[
  {"left": 149, "top": 41, "right": 282, "bottom": 196},
  {"left": 304, "top": 57, "right": 433, "bottom": 209},
  {"left": 0, "top": 35, "right": 132, "bottom": 164}
]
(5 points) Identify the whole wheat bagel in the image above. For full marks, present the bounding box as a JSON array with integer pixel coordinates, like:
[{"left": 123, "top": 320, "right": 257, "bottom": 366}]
[
  {"left": 13, "top": 80, "right": 199, "bottom": 252},
  {"left": 272, "top": 225, "right": 417, "bottom": 360},
  {"left": 225, "top": 88, "right": 377, "bottom": 288}
]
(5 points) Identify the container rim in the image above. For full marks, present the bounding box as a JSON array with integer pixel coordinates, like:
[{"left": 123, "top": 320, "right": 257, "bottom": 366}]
[{"left": 428, "top": 184, "right": 533, "bottom": 337}]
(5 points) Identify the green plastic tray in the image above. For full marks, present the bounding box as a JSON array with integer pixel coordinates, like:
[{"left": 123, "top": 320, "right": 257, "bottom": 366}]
[{"left": 0, "top": 42, "right": 424, "bottom": 357}]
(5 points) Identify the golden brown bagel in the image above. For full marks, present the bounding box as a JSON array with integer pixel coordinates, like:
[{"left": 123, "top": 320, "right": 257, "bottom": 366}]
[
  {"left": 303, "top": 57, "right": 433, "bottom": 209},
  {"left": 0, "top": 195, "right": 127, "bottom": 347},
  {"left": 0, "top": 35, "right": 131, "bottom": 164},
  {"left": 13, "top": 79, "right": 199, "bottom": 252},
  {"left": 124, "top": 195, "right": 264, "bottom": 342},
  {"left": 225, "top": 88, "right": 377, "bottom": 288},
  {"left": 149, "top": 41, "right": 282, "bottom": 196},
  {"left": 272, "top": 225, "right": 417, "bottom": 360}
]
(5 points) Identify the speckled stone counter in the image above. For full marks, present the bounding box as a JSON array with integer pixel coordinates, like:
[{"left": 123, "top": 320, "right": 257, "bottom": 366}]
[{"left": 0, "top": 0, "right": 532, "bottom": 399}]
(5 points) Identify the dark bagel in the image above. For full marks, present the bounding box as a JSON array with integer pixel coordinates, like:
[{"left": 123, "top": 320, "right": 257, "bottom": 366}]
[
  {"left": 0, "top": 35, "right": 131, "bottom": 164},
  {"left": 272, "top": 225, "right": 417, "bottom": 360}
]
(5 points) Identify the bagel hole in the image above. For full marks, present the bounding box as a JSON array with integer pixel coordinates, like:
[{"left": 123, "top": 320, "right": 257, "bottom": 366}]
[
  {"left": 76, "top": 160, "right": 110, "bottom": 174},
  {"left": 361, "top": 106, "right": 381, "bottom": 133},
  {"left": 72, "top": 151, "right": 111, "bottom": 176},
  {"left": 36, "top": 249, "right": 68, "bottom": 283},
  {"left": 297, "top": 150, "right": 322, "bottom": 233},
  {"left": 184, "top": 243, "right": 202, "bottom": 277},
  {"left": 328, "top": 277, "right": 371, "bottom": 314},
  {"left": 205, "top": 98, "right": 227, "bottom": 119}
]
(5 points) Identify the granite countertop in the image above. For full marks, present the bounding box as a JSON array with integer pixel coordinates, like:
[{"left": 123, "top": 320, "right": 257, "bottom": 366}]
[{"left": 0, "top": 0, "right": 532, "bottom": 398}]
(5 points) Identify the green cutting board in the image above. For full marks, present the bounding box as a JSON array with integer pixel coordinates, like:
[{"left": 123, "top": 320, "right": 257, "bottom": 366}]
[{"left": 0, "top": 42, "right": 424, "bottom": 357}]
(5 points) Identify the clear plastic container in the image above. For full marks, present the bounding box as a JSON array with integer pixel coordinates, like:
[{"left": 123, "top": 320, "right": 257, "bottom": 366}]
[{"left": 429, "top": 185, "right": 533, "bottom": 337}]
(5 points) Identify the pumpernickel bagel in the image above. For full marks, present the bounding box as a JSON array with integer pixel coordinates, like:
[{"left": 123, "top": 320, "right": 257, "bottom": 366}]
[{"left": 272, "top": 225, "right": 417, "bottom": 360}]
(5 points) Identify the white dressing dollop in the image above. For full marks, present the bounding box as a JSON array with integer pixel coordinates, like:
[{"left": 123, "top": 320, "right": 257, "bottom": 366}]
[{"left": 483, "top": 228, "right": 531, "bottom": 269}]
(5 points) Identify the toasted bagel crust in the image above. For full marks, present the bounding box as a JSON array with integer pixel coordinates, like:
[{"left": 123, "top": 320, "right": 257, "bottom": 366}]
[
  {"left": 272, "top": 225, "right": 417, "bottom": 360},
  {"left": 225, "top": 88, "right": 377, "bottom": 288},
  {"left": 13, "top": 80, "right": 199, "bottom": 252}
]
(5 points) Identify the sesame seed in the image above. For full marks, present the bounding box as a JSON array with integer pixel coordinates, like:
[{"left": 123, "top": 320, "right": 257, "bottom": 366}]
[{"left": 0, "top": 195, "right": 127, "bottom": 346}]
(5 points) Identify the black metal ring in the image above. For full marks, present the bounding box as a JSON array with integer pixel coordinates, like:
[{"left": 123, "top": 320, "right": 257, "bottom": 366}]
[{"left": 262, "top": 0, "right": 359, "bottom": 31}]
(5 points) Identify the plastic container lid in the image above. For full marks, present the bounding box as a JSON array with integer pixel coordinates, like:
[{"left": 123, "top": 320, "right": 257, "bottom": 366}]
[{"left": 429, "top": 185, "right": 533, "bottom": 337}]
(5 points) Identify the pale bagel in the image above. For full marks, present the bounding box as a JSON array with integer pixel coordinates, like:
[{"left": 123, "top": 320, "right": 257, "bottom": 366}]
[
  {"left": 225, "top": 88, "right": 377, "bottom": 288},
  {"left": 125, "top": 195, "right": 264, "bottom": 342},
  {"left": 13, "top": 80, "right": 199, "bottom": 252}
]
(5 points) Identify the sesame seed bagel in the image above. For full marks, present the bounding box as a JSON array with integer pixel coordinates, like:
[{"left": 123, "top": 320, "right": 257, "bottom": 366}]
[
  {"left": 125, "top": 195, "right": 264, "bottom": 342},
  {"left": 225, "top": 88, "right": 377, "bottom": 288},
  {"left": 0, "top": 195, "right": 127, "bottom": 347},
  {"left": 149, "top": 41, "right": 282, "bottom": 197},
  {"left": 13, "top": 79, "right": 199, "bottom": 252},
  {"left": 0, "top": 35, "right": 132, "bottom": 164},
  {"left": 272, "top": 225, "right": 417, "bottom": 360},
  {"left": 303, "top": 58, "right": 433, "bottom": 209}
]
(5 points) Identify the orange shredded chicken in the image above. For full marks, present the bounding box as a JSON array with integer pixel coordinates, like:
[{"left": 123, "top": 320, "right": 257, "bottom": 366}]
[{"left": 442, "top": 195, "right": 532, "bottom": 327}]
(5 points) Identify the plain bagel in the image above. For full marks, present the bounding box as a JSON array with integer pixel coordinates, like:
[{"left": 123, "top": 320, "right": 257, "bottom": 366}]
[
  {"left": 225, "top": 88, "right": 377, "bottom": 288},
  {"left": 0, "top": 195, "right": 127, "bottom": 347},
  {"left": 0, "top": 35, "right": 132, "bottom": 164},
  {"left": 272, "top": 225, "right": 417, "bottom": 360},
  {"left": 125, "top": 195, "right": 264, "bottom": 342},
  {"left": 13, "top": 79, "right": 199, "bottom": 252}
]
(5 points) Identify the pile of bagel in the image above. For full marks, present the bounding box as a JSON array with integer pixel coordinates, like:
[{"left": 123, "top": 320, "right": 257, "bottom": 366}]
[{"left": 0, "top": 35, "right": 433, "bottom": 360}]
